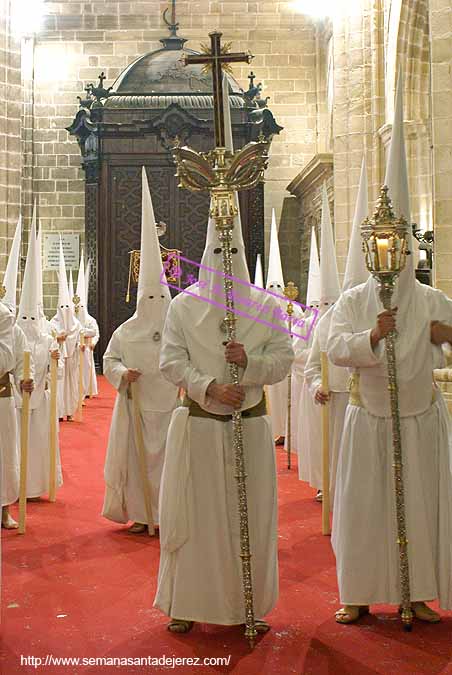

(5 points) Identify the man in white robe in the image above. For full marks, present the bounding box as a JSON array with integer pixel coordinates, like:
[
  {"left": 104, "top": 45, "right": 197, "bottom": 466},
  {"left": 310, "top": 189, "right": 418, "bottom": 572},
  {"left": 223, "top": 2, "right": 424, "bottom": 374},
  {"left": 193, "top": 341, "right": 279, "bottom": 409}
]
[
  {"left": 102, "top": 168, "right": 178, "bottom": 534},
  {"left": 266, "top": 209, "right": 290, "bottom": 444},
  {"left": 16, "top": 222, "right": 63, "bottom": 500},
  {"left": 74, "top": 251, "right": 99, "bottom": 398},
  {"left": 329, "top": 75, "right": 452, "bottom": 625},
  {"left": 50, "top": 238, "right": 81, "bottom": 421},
  {"left": 297, "top": 227, "right": 322, "bottom": 493},
  {"left": 0, "top": 302, "right": 14, "bottom": 535},
  {"left": 303, "top": 165, "right": 369, "bottom": 502},
  {"left": 154, "top": 209, "right": 294, "bottom": 633},
  {"left": 0, "top": 217, "right": 34, "bottom": 528}
]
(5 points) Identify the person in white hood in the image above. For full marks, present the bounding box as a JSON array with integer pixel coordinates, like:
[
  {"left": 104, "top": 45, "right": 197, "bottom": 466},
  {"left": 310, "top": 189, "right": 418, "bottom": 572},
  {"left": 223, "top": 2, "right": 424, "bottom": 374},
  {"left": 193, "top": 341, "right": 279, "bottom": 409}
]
[
  {"left": 16, "top": 217, "right": 63, "bottom": 500},
  {"left": 74, "top": 252, "right": 99, "bottom": 398},
  {"left": 50, "top": 239, "right": 81, "bottom": 421},
  {"left": 296, "top": 227, "right": 322, "bottom": 492},
  {"left": 303, "top": 172, "right": 368, "bottom": 503},
  {"left": 154, "top": 75, "right": 293, "bottom": 634},
  {"left": 329, "top": 75, "right": 452, "bottom": 625},
  {"left": 0, "top": 216, "right": 34, "bottom": 528},
  {"left": 265, "top": 209, "right": 303, "bottom": 446},
  {"left": 102, "top": 168, "right": 179, "bottom": 534}
]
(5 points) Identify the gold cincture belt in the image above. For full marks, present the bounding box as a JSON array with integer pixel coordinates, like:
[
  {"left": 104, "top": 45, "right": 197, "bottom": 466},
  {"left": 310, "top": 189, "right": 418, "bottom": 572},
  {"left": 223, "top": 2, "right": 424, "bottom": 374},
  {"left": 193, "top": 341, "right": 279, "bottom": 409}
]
[
  {"left": 0, "top": 372, "right": 12, "bottom": 398},
  {"left": 182, "top": 394, "right": 267, "bottom": 422}
]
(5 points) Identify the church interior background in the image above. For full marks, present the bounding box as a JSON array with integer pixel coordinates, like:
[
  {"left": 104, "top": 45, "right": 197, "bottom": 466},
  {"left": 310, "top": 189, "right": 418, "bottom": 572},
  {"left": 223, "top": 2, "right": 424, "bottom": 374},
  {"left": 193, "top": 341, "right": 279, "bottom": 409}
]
[{"left": 0, "top": 0, "right": 450, "bottom": 348}]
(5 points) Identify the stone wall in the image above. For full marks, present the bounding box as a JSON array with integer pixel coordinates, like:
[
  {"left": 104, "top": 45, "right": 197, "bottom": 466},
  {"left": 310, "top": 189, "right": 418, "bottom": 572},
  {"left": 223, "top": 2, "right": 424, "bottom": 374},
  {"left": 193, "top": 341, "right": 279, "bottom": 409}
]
[
  {"left": 0, "top": 0, "right": 21, "bottom": 283},
  {"left": 30, "top": 0, "right": 319, "bottom": 310},
  {"left": 429, "top": 0, "right": 452, "bottom": 296}
]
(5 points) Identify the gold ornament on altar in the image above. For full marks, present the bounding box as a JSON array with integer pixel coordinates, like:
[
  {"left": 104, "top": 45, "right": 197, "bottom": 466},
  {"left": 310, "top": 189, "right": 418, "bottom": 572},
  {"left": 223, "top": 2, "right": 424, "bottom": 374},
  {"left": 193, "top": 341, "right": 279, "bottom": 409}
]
[
  {"left": 361, "top": 184, "right": 412, "bottom": 631},
  {"left": 0, "top": 284, "right": 6, "bottom": 299},
  {"left": 125, "top": 221, "right": 182, "bottom": 302}
]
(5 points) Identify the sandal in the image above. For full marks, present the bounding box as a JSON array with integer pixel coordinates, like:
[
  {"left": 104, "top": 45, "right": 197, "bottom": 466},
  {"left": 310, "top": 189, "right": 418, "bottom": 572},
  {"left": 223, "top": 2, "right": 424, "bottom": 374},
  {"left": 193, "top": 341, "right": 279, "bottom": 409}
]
[
  {"left": 399, "top": 602, "right": 441, "bottom": 623},
  {"left": 128, "top": 522, "right": 147, "bottom": 534},
  {"left": 335, "top": 605, "right": 369, "bottom": 624},
  {"left": 167, "top": 619, "right": 194, "bottom": 634}
]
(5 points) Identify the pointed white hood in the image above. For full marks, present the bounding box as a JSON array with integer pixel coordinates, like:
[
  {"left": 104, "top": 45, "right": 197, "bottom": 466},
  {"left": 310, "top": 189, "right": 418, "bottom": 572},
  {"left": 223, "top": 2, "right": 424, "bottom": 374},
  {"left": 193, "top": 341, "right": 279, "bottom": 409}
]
[
  {"left": 54, "top": 236, "right": 77, "bottom": 334},
  {"left": 266, "top": 208, "right": 284, "bottom": 297},
  {"left": 36, "top": 219, "right": 46, "bottom": 324},
  {"left": 121, "top": 167, "right": 171, "bottom": 341},
  {"left": 69, "top": 269, "right": 74, "bottom": 305},
  {"left": 1, "top": 215, "right": 22, "bottom": 314},
  {"left": 85, "top": 258, "right": 91, "bottom": 305},
  {"left": 319, "top": 183, "right": 340, "bottom": 314},
  {"left": 306, "top": 226, "right": 321, "bottom": 308},
  {"left": 17, "top": 215, "right": 41, "bottom": 342},
  {"left": 75, "top": 249, "right": 88, "bottom": 325},
  {"left": 342, "top": 157, "right": 370, "bottom": 292},
  {"left": 354, "top": 70, "right": 430, "bottom": 410},
  {"left": 384, "top": 68, "right": 415, "bottom": 306},
  {"left": 254, "top": 253, "right": 264, "bottom": 288}
]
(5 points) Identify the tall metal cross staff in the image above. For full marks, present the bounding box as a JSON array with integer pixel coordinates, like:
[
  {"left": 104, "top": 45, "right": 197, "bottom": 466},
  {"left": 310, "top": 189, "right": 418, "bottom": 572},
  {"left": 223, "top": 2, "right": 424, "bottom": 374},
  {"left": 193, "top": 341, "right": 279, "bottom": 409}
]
[
  {"left": 184, "top": 33, "right": 259, "bottom": 647},
  {"left": 185, "top": 31, "right": 252, "bottom": 148}
]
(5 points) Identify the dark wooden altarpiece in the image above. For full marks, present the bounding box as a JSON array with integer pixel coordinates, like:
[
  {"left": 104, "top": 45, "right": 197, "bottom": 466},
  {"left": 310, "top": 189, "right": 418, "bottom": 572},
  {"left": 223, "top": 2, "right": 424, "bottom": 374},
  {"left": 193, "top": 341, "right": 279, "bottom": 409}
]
[{"left": 67, "top": 26, "right": 282, "bottom": 359}]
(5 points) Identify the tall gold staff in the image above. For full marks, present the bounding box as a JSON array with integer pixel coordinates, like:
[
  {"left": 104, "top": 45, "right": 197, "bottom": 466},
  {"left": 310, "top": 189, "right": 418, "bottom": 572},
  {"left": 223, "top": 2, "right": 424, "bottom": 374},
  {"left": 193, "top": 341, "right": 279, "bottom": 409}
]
[
  {"left": 361, "top": 185, "right": 412, "bottom": 631},
  {"left": 175, "top": 31, "right": 270, "bottom": 648},
  {"left": 284, "top": 282, "right": 299, "bottom": 470},
  {"left": 18, "top": 351, "right": 32, "bottom": 534},
  {"left": 320, "top": 352, "right": 330, "bottom": 535}
]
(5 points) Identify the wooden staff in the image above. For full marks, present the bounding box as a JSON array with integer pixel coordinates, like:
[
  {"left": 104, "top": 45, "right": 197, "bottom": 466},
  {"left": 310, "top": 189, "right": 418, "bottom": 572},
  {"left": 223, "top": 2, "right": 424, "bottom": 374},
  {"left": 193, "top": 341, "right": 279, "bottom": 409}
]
[
  {"left": 321, "top": 351, "right": 331, "bottom": 536},
  {"left": 75, "top": 334, "right": 85, "bottom": 421},
  {"left": 48, "top": 353, "right": 58, "bottom": 502},
  {"left": 130, "top": 381, "right": 155, "bottom": 536},
  {"left": 18, "top": 351, "right": 31, "bottom": 534}
]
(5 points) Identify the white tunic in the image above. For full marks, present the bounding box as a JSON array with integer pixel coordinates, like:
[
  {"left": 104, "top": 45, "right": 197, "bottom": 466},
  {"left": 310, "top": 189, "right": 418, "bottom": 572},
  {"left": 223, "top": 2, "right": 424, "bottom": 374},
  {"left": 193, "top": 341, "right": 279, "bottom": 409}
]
[
  {"left": 49, "top": 317, "right": 81, "bottom": 418},
  {"left": 80, "top": 314, "right": 99, "bottom": 397},
  {"left": 154, "top": 288, "right": 294, "bottom": 624},
  {"left": 16, "top": 334, "right": 63, "bottom": 498},
  {"left": 102, "top": 327, "right": 178, "bottom": 525},
  {"left": 1, "top": 326, "right": 32, "bottom": 506},
  {"left": 267, "top": 306, "right": 304, "bottom": 438},
  {"left": 303, "top": 310, "right": 348, "bottom": 497},
  {"left": 328, "top": 281, "right": 452, "bottom": 607}
]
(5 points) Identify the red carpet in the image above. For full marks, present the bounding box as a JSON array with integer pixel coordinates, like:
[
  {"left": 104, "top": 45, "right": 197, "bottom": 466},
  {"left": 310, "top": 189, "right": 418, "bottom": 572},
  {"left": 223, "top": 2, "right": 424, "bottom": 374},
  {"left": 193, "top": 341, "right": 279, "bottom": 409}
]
[{"left": 2, "top": 376, "right": 452, "bottom": 674}]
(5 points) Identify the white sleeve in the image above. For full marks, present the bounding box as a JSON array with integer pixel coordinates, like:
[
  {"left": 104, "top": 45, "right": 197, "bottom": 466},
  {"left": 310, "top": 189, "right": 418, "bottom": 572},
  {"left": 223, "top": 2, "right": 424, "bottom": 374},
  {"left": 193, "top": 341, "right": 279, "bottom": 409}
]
[
  {"left": 159, "top": 302, "right": 215, "bottom": 405},
  {"left": 328, "top": 295, "right": 384, "bottom": 369},
  {"left": 91, "top": 318, "right": 100, "bottom": 347},
  {"left": 0, "top": 307, "right": 14, "bottom": 376},
  {"left": 304, "top": 332, "right": 322, "bottom": 395},
  {"left": 241, "top": 325, "right": 294, "bottom": 386},
  {"left": 103, "top": 331, "right": 128, "bottom": 392}
]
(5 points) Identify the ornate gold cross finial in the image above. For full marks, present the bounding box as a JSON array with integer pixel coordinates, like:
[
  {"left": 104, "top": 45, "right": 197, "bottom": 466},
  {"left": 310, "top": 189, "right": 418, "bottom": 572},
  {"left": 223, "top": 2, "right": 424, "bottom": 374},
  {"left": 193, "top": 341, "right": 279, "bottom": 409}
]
[{"left": 184, "top": 32, "right": 252, "bottom": 148}]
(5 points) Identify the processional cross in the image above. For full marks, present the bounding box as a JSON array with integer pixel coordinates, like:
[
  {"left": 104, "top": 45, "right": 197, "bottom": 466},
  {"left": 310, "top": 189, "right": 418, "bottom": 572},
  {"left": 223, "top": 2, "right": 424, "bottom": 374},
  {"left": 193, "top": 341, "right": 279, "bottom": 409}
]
[
  {"left": 184, "top": 31, "right": 252, "bottom": 148},
  {"left": 172, "top": 31, "right": 271, "bottom": 649}
]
